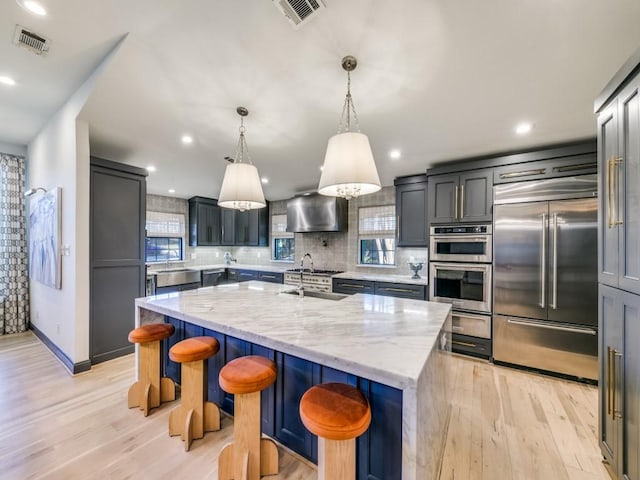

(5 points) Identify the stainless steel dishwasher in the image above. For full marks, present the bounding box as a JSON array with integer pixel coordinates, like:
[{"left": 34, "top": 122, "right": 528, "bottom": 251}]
[{"left": 202, "top": 268, "right": 227, "bottom": 287}]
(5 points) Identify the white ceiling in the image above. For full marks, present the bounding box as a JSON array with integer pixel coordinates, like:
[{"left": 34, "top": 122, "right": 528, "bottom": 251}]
[{"left": 1, "top": 0, "right": 640, "bottom": 201}]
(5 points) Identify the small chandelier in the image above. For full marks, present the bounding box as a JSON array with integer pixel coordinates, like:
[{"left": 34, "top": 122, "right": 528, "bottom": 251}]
[
  {"left": 318, "top": 55, "right": 381, "bottom": 200},
  {"left": 218, "top": 107, "right": 266, "bottom": 211}
]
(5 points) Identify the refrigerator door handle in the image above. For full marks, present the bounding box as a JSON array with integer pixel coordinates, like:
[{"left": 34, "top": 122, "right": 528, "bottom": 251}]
[
  {"left": 540, "top": 213, "right": 546, "bottom": 308},
  {"left": 506, "top": 318, "right": 597, "bottom": 335},
  {"left": 551, "top": 213, "right": 558, "bottom": 309}
]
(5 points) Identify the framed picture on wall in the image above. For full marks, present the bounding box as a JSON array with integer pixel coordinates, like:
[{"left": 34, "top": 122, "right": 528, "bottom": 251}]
[{"left": 28, "top": 187, "right": 62, "bottom": 289}]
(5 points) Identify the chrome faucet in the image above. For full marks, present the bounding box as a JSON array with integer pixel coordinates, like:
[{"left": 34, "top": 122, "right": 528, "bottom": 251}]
[{"left": 298, "top": 253, "right": 314, "bottom": 296}]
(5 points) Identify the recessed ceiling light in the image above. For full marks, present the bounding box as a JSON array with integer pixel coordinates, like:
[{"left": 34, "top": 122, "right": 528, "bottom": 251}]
[
  {"left": 168, "top": 189, "right": 176, "bottom": 194},
  {"left": 0, "top": 76, "right": 16, "bottom": 86},
  {"left": 389, "top": 149, "right": 402, "bottom": 160},
  {"left": 17, "top": 0, "right": 47, "bottom": 16},
  {"left": 515, "top": 122, "right": 533, "bottom": 135},
  {"left": 181, "top": 135, "right": 193, "bottom": 145},
  {"left": 319, "top": 165, "right": 324, "bottom": 171},
  {"left": 261, "top": 177, "right": 269, "bottom": 184},
  {"left": 146, "top": 165, "right": 156, "bottom": 172}
]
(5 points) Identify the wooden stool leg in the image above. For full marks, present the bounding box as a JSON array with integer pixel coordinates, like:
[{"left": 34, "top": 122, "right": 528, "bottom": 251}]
[
  {"left": 169, "top": 359, "right": 220, "bottom": 451},
  {"left": 318, "top": 437, "right": 355, "bottom": 480},
  {"left": 235, "top": 391, "right": 261, "bottom": 480},
  {"left": 128, "top": 340, "right": 161, "bottom": 415}
]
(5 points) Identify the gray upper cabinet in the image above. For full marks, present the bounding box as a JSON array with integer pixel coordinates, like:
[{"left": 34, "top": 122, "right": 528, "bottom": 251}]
[
  {"left": 598, "top": 73, "right": 640, "bottom": 295},
  {"left": 189, "top": 197, "right": 221, "bottom": 246},
  {"left": 428, "top": 169, "right": 492, "bottom": 224},
  {"left": 234, "top": 207, "right": 269, "bottom": 246},
  {"left": 394, "top": 175, "right": 428, "bottom": 247}
]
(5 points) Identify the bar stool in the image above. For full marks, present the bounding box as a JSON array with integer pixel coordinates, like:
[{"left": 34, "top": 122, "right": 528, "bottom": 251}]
[
  {"left": 300, "top": 383, "right": 371, "bottom": 480},
  {"left": 127, "top": 323, "right": 176, "bottom": 416},
  {"left": 218, "top": 355, "right": 279, "bottom": 480},
  {"left": 168, "top": 336, "right": 221, "bottom": 451}
]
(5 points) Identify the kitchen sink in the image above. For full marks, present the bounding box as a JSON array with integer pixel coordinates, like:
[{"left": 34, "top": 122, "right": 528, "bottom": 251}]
[
  {"left": 155, "top": 269, "right": 201, "bottom": 288},
  {"left": 281, "top": 289, "right": 347, "bottom": 301}
]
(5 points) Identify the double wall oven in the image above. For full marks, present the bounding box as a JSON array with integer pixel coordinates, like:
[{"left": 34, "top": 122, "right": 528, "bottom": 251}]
[{"left": 429, "top": 225, "right": 493, "bottom": 358}]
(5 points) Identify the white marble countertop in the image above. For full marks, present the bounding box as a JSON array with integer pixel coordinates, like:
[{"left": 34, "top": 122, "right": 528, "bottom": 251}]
[
  {"left": 333, "top": 271, "right": 428, "bottom": 286},
  {"left": 136, "top": 281, "right": 450, "bottom": 389}
]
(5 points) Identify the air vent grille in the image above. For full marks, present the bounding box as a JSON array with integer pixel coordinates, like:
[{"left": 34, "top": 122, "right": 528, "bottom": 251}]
[
  {"left": 13, "top": 25, "right": 51, "bottom": 56},
  {"left": 273, "top": 0, "right": 326, "bottom": 29}
]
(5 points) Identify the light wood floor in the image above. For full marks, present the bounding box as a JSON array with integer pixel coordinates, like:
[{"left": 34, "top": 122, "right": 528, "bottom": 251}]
[{"left": 0, "top": 332, "right": 610, "bottom": 480}]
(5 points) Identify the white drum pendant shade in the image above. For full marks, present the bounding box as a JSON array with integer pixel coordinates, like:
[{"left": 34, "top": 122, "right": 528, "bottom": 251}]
[
  {"left": 218, "top": 162, "right": 266, "bottom": 211},
  {"left": 318, "top": 131, "right": 381, "bottom": 198}
]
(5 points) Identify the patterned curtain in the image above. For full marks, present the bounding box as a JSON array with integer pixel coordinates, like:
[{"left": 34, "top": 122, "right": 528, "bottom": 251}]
[{"left": 0, "top": 154, "right": 29, "bottom": 334}]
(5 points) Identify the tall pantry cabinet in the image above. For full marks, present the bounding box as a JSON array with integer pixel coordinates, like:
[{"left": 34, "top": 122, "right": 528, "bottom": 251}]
[{"left": 596, "top": 46, "right": 640, "bottom": 480}]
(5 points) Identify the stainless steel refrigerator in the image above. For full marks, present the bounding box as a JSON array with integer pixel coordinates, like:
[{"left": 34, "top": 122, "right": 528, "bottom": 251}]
[{"left": 492, "top": 175, "right": 598, "bottom": 380}]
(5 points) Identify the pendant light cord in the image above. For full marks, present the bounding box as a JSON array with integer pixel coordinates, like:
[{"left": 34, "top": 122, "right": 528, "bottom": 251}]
[
  {"left": 235, "top": 115, "right": 253, "bottom": 165},
  {"left": 337, "top": 70, "right": 362, "bottom": 135}
]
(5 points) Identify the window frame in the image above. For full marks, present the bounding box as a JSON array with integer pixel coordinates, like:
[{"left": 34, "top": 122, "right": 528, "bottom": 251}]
[
  {"left": 145, "top": 210, "right": 187, "bottom": 263},
  {"left": 145, "top": 236, "right": 184, "bottom": 263},
  {"left": 271, "top": 213, "right": 295, "bottom": 263},
  {"left": 357, "top": 204, "right": 397, "bottom": 267}
]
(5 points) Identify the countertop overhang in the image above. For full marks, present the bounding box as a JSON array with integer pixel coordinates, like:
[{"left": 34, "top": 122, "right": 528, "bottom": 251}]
[{"left": 135, "top": 281, "right": 451, "bottom": 390}]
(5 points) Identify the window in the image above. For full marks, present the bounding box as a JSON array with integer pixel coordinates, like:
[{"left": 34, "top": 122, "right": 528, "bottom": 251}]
[
  {"left": 271, "top": 214, "right": 295, "bottom": 262},
  {"left": 145, "top": 237, "right": 183, "bottom": 262},
  {"left": 358, "top": 205, "right": 396, "bottom": 266},
  {"left": 145, "top": 211, "right": 186, "bottom": 262}
]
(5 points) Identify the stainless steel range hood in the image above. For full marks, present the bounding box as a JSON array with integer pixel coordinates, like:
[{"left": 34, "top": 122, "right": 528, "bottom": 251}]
[{"left": 286, "top": 194, "right": 348, "bottom": 233}]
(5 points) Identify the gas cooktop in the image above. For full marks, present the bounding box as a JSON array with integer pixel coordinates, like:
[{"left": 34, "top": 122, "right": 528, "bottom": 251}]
[{"left": 285, "top": 268, "right": 344, "bottom": 276}]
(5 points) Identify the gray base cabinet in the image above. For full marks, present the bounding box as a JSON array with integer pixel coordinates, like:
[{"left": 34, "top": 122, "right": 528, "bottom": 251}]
[
  {"left": 599, "top": 285, "right": 640, "bottom": 480},
  {"left": 333, "top": 278, "right": 426, "bottom": 300}
]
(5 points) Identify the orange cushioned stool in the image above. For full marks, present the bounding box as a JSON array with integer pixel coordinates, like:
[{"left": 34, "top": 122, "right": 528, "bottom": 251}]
[
  {"left": 168, "top": 336, "right": 221, "bottom": 451},
  {"left": 218, "top": 355, "right": 279, "bottom": 480},
  {"left": 127, "top": 322, "right": 176, "bottom": 416},
  {"left": 300, "top": 383, "right": 371, "bottom": 480}
]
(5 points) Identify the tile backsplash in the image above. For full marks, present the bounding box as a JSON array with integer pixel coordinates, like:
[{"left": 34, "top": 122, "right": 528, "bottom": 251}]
[{"left": 147, "top": 187, "right": 428, "bottom": 277}]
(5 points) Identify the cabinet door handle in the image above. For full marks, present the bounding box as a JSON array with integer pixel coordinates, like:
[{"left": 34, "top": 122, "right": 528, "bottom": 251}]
[
  {"left": 607, "top": 346, "right": 613, "bottom": 417},
  {"left": 540, "top": 214, "right": 546, "bottom": 308},
  {"left": 553, "top": 162, "right": 597, "bottom": 173},
  {"left": 606, "top": 157, "right": 613, "bottom": 229},
  {"left": 614, "top": 158, "right": 624, "bottom": 227},
  {"left": 341, "top": 283, "right": 365, "bottom": 289},
  {"left": 454, "top": 186, "right": 459, "bottom": 221},
  {"left": 459, "top": 184, "right": 464, "bottom": 219},
  {"left": 262, "top": 274, "right": 276, "bottom": 279},
  {"left": 613, "top": 349, "right": 623, "bottom": 419}
]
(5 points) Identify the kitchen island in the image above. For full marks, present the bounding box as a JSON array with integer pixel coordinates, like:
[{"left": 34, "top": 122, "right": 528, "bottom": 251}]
[{"left": 135, "top": 281, "right": 452, "bottom": 480}]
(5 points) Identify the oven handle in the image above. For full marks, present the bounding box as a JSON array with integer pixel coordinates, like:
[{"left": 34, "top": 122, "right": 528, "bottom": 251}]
[
  {"left": 430, "top": 262, "right": 491, "bottom": 273},
  {"left": 433, "top": 236, "right": 489, "bottom": 243}
]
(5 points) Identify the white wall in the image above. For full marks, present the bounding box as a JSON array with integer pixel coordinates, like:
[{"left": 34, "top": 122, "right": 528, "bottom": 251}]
[
  {"left": 0, "top": 141, "right": 27, "bottom": 156},
  {"left": 27, "top": 36, "right": 125, "bottom": 365}
]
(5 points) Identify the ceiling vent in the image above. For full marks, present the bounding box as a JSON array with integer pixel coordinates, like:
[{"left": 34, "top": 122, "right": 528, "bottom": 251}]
[
  {"left": 13, "top": 25, "right": 51, "bottom": 56},
  {"left": 272, "top": 0, "right": 326, "bottom": 29}
]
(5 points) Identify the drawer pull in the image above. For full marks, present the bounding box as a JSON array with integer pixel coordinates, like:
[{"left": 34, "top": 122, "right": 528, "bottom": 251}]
[
  {"left": 452, "top": 340, "right": 477, "bottom": 348},
  {"left": 341, "top": 283, "right": 366, "bottom": 289},
  {"left": 261, "top": 275, "right": 276, "bottom": 279},
  {"left": 553, "top": 162, "right": 597, "bottom": 173},
  {"left": 380, "top": 287, "right": 415, "bottom": 293},
  {"left": 499, "top": 168, "right": 546, "bottom": 179}
]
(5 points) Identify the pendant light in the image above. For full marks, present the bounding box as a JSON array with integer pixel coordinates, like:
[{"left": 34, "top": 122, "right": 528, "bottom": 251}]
[
  {"left": 218, "top": 107, "right": 266, "bottom": 211},
  {"left": 318, "top": 55, "right": 381, "bottom": 199}
]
